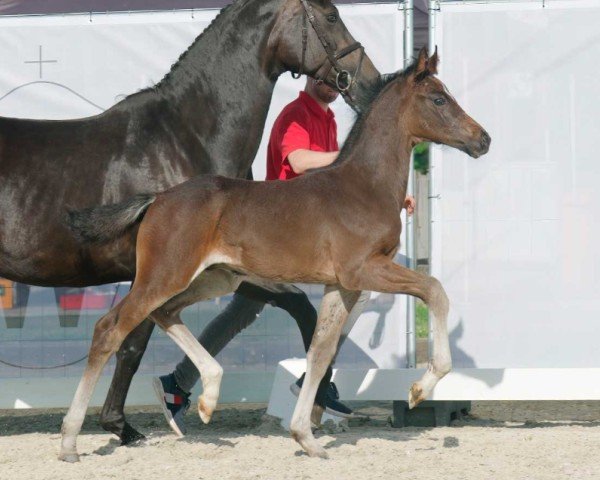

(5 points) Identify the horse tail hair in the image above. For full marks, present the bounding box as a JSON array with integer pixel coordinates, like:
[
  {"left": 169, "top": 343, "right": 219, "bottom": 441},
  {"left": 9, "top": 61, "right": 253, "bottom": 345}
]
[{"left": 66, "top": 193, "right": 157, "bottom": 244}]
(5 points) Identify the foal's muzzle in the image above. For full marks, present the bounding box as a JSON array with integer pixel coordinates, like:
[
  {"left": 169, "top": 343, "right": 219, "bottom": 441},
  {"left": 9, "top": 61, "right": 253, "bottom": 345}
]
[{"left": 464, "top": 129, "right": 491, "bottom": 158}]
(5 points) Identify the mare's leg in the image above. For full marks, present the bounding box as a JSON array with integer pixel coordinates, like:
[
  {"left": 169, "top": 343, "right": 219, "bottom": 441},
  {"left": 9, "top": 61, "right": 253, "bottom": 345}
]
[
  {"left": 347, "top": 258, "right": 451, "bottom": 408},
  {"left": 59, "top": 288, "right": 167, "bottom": 462},
  {"left": 289, "top": 285, "right": 360, "bottom": 459},
  {"left": 100, "top": 318, "right": 155, "bottom": 444}
]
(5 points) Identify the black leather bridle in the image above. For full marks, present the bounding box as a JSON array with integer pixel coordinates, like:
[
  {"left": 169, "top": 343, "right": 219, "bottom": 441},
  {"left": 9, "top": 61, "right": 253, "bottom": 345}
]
[{"left": 291, "top": 0, "right": 365, "bottom": 96}]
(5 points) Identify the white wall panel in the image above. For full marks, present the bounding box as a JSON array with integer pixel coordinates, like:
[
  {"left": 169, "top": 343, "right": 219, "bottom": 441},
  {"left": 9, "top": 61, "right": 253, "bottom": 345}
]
[{"left": 431, "top": 0, "right": 600, "bottom": 369}]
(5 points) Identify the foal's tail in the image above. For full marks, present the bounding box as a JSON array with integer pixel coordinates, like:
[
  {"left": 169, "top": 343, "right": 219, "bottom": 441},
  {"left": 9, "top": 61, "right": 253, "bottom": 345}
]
[{"left": 66, "top": 193, "right": 157, "bottom": 244}]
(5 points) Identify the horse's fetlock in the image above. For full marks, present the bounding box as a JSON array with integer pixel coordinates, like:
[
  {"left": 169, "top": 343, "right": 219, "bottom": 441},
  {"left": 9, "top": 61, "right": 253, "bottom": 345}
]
[{"left": 428, "top": 360, "right": 452, "bottom": 377}]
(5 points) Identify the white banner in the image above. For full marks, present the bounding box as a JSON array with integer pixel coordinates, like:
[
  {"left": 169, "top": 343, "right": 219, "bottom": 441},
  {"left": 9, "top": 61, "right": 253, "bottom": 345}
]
[{"left": 431, "top": 0, "right": 600, "bottom": 369}]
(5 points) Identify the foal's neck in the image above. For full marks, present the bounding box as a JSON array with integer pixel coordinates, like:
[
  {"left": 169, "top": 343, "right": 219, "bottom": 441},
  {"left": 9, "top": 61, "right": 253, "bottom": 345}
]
[{"left": 339, "top": 86, "right": 413, "bottom": 211}]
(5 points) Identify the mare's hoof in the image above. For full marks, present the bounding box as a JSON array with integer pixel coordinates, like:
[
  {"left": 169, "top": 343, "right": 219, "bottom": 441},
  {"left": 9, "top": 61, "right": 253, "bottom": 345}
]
[
  {"left": 58, "top": 452, "right": 80, "bottom": 463},
  {"left": 120, "top": 423, "right": 146, "bottom": 446}
]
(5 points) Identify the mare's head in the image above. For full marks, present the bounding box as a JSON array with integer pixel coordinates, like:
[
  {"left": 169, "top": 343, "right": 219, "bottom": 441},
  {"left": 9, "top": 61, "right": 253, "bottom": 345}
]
[
  {"left": 271, "top": 0, "right": 379, "bottom": 105},
  {"left": 395, "top": 48, "right": 491, "bottom": 158}
]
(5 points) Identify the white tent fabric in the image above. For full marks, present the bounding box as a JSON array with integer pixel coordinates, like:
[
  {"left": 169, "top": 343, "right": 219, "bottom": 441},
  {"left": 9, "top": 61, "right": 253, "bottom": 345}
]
[
  {"left": 0, "top": 0, "right": 399, "bottom": 15},
  {"left": 431, "top": 0, "right": 600, "bottom": 369}
]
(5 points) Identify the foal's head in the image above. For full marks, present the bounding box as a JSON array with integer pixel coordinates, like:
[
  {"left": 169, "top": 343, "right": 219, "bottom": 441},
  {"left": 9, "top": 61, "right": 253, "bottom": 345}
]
[{"left": 398, "top": 48, "right": 491, "bottom": 158}]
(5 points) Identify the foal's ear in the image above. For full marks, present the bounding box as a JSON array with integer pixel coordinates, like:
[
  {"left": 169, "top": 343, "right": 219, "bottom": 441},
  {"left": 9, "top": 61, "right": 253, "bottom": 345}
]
[
  {"left": 414, "top": 46, "right": 439, "bottom": 82},
  {"left": 415, "top": 47, "right": 429, "bottom": 76},
  {"left": 428, "top": 46, "right": 439, "bottom": 75}
]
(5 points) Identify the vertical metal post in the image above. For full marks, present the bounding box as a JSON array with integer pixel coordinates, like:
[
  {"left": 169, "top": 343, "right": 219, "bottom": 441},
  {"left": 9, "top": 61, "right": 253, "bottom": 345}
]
[
  {"left": 427, "top": 0, "right": 438, "bottom": 358},
  {"left": 403, "top": 0, "right": 416, "bottom": 369}
]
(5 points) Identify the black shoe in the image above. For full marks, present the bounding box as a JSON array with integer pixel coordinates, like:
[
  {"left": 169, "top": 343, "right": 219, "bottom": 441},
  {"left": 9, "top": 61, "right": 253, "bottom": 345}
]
[
  {"left": 290, "top": 373, "right": 354, "bottom": 418},
  {"left": 152, "top": 373, "right": 191, "bottom": 436}
]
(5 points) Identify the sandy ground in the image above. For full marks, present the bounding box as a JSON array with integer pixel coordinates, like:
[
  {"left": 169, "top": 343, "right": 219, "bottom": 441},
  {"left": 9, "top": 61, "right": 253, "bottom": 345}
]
[{"left": 0, "top": 401, "right": 599, "bottom": 480}]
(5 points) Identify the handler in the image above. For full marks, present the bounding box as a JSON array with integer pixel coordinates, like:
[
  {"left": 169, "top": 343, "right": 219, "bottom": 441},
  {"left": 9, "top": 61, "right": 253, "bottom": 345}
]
[{"left": 154, "top": 77, "right": 415, "bottom": 436}]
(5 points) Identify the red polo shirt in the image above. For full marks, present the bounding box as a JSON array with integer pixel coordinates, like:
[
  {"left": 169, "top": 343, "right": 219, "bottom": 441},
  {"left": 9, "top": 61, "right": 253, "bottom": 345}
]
[{"left": 266, "top": 91, "right": 338, "bottom": 181}]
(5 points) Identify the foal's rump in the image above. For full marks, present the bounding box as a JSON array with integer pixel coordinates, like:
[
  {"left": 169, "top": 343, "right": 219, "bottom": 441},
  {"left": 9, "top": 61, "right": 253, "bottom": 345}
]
[
  {"left": 65, "top": 174, "right": 335, "bottom": 286},
  {"left": 65, "top": 176, "right": 306, "bottom": 297},
  {"left": 65, "top": 175, "right": 232, "bottom": 249}
]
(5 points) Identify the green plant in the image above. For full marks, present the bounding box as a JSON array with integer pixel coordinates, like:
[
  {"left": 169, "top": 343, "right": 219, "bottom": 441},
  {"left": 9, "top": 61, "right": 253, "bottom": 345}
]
[
  {"left": 416, "top": 300, "right": 429, "bottom": 338},
  {"left": 413, "top": 142, "right": 429, "bottom": 175}
]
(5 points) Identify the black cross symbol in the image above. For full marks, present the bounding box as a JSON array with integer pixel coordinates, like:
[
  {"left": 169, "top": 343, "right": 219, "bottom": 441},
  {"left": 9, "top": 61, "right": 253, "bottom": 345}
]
[{"left": 24, "top": 45, "right": 58, "bottom": 79}]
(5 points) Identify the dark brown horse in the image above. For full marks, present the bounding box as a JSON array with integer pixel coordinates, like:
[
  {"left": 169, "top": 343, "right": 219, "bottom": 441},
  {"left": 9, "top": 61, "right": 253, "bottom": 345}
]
[
  {"left": 63, "top": 48, "right": 490, "bottom": 461},
  {"left": 0, "top": 0, "right": 379, "bottom": 443}
]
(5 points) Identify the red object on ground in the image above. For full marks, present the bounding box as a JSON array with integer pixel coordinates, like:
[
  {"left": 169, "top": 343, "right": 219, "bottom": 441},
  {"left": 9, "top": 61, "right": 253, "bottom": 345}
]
[{"left": 60, "top": 293, "right": 117, "bottom": 310}]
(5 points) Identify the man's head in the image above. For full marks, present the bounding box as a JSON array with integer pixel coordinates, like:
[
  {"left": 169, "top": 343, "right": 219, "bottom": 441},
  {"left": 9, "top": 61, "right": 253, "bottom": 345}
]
[{"left": 305, "top": 77, "right": 339, "bottom": 105}]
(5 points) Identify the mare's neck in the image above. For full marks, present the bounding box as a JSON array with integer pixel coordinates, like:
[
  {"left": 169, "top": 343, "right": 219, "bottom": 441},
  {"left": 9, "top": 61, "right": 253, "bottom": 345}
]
[
  {"left": 143, "top": 0, "right": 286, "bottom": 175},
  {"left": 158, "top": 0, "right": 284, "bottom": 94}
]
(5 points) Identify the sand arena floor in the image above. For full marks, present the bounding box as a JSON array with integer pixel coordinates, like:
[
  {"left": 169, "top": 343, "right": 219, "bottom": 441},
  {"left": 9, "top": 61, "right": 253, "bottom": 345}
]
[{"left": 0, "top": 401, "right": 599, "bottom": 480}]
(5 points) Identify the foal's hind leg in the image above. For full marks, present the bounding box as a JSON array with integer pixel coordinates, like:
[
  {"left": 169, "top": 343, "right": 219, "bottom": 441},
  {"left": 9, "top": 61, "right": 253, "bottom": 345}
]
[
  {"left": 149, "top": 268, "right": 241, "bottom": 424},
  {"left": 289, "top": 285, "right": 360, "bottom": 459},
  {"left": 347, "top": 258, "right": 451, "bottom": 408},
  {"left": 59, "top": 289, "right": 165, "bottom": 462},
  {"left": 153, "top": 316, "right": 223, "bottom": 424}
]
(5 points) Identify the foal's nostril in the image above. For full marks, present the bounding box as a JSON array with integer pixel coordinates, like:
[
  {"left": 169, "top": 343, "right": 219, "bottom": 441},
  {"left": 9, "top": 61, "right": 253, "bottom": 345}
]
[{"left": 480, "top": 130, "right": 491, "bottom": 151}]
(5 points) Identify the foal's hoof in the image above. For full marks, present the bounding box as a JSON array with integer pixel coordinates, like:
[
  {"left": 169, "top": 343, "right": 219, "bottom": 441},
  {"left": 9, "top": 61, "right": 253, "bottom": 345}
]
[
  {"left": 408, "top": 382, "right": 425, "bottom": 409},
  {"left": 307, "top": 446, "right": 329, "bottom": 459},
  {"left": 58, "top": 452, "right": 80, "bottom": 463},
  {"left": 198, "top": 396, "right": 214, "bottom": 424},
  {"left": 120, "top": 423, "right": 146, "bottom": 446},
  {"left": 291, "top": 431, "right": 329, "bottom": 459}
]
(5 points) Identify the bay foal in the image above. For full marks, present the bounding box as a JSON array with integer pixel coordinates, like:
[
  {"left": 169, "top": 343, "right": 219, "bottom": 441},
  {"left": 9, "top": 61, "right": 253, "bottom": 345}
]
[{"left": 62, "top": 48, "right": 490, "bottom": 461}]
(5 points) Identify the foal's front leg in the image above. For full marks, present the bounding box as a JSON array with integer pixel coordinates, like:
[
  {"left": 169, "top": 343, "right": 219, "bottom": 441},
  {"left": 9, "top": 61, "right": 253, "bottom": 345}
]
[
  {"left": 289, "top": 285, "right": 360, "bottom": 459},
  {"left": 348, "top": 258, "right": 451, "bottom": 408}
]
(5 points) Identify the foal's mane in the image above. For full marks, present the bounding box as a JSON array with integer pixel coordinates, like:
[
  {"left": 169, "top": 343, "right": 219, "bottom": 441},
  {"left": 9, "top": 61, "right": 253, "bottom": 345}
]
[{"left": 309, "top": 62, "right": 418, "bottom": 173}]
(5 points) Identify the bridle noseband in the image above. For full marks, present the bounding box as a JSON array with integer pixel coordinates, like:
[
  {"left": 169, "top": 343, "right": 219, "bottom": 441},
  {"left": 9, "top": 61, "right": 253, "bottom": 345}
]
[{"left": 291, "top": 0, "right": 365, "bottom": 97}]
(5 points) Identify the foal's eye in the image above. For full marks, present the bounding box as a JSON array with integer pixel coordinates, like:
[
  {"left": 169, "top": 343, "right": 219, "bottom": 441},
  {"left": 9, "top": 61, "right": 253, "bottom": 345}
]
[
  {"left": 433, "top": 97, "right": 447, "bottom": 106},
  {"left": 326, "top": 13, "right": 338, "bottom": 24}
]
